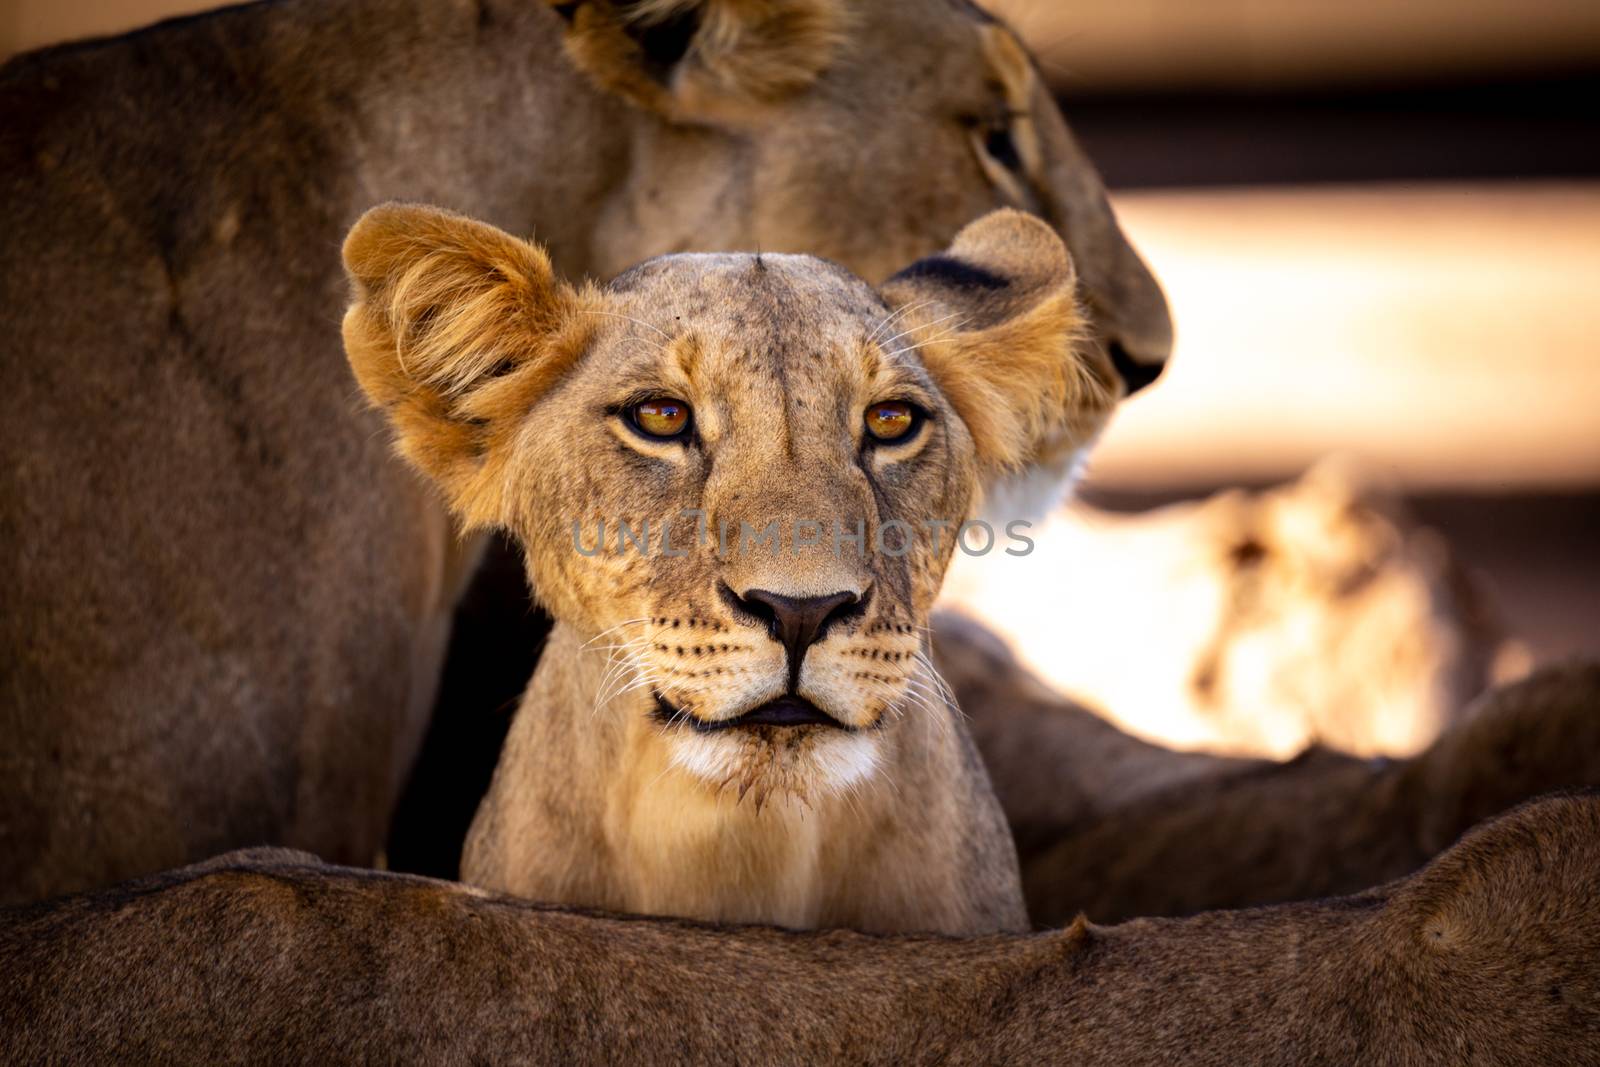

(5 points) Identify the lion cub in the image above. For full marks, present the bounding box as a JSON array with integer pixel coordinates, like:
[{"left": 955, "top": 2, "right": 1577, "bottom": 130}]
[{"left": 342, "top": 204, "right": 1121, "bottom": 935}]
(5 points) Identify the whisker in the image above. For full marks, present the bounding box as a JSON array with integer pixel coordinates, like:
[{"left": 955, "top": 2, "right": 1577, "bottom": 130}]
[
  {"left": 595, "top": 652, "right": 638, "bottom": 699},
  {"left": 580, "top": 309, "right": 673, "bottom": 343},
  {"left": 600, "top": 660, "right": 656, "bottom": 702},
  {"left": 868, "top": 299, "right": 934, "bottom": 343},
  {"left": 891, "top": 330, "right": 965, "bottom": 355},
  {"left": 582, "top": 634, "right": 654, "bottom": 656},
  {"left": 594, "top": 647, "right": 662, "bottom": 715},
  {"left": 880, "top": 310, "right": 969, "bottom": 349},
  {"left": 612, "top": 675, "right": 664, "bottom": 700},
  {"left": 581, "top": 617, "right": 653, "bottom": 649},
  {"left": 914, "top": 650, "right": 963, "bottom": 721}
]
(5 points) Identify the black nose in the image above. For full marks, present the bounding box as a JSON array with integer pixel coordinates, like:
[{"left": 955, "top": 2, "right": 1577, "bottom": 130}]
[
  {"left": 723, "top": 585, "right": 865, "bottom": 691},
  {"left": 1108, "top": 340, "right": 1164, "bottom": 396}
]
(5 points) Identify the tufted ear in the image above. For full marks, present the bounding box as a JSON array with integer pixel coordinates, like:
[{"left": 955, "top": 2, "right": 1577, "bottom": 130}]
[
  {"left": 877, "top": 209, "right": 1119, "bottom": 492},
  {"left": 549, "top": 0, "right": 847, "bottom": 122},
  {"left": 341, "top": 203, "right": 593, "bottom": 528}
]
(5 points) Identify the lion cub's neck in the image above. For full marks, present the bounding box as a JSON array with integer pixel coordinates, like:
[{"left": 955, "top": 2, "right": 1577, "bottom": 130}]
[{"left": 461, "top": 623, "right": 1028, "bottom": 935}]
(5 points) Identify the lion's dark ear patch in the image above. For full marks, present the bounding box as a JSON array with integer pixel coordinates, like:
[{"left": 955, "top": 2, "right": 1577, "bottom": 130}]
[
  {"left": 876, "top": 210, "right": 1114, "bottom": 476},
  {"left": 554, "top": 0, "right": 846, "bottom": 119},
  {"left": 616, "top": 1, "right": 703, "bottom": 80},
  {"left": 888, "top": 256, "right": 1009, "bottom": 293}
]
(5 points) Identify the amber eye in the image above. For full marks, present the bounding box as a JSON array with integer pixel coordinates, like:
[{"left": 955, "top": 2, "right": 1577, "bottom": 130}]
[
  {"left": 630, "top": 398, "right": 691, "bottom": 440},
  {"left": 865, "top": 401, "right": 919, "bottom": 443}
]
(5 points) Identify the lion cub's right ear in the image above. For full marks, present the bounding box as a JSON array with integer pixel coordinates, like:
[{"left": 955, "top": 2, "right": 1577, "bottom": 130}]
[
  {"left": 877, "top": 209, "right": 1117, "bottom": 495},
  {"left": 341, "top": 203, "right": 590, "bottom": 528}
]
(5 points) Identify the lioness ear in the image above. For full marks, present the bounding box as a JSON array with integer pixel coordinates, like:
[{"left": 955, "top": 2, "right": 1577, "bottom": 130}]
[
  {"left": 878, "top": 209, "right": 1118, "bottom": 489},
  {"left": 550, "top": 0, "right": 848, "bottom": 121},
  {"left": 341, "top": 203, "right": 589, "bottom": 528}
]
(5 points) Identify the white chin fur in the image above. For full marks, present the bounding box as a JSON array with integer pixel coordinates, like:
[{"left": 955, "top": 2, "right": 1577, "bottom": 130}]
[
  {"left": 666, "top": 730, "right": 883, "bottom": 799},
  {"left": 977, "top": 445, "right": 1092, "bottom": 528}
]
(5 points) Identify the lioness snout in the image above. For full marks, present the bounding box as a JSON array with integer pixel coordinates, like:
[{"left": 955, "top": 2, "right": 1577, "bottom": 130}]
[
  {"left": 725, "top": 585, "right": 866, "bottom": 687},
  {"left": 1107, "top": 340, "right": 1165, "bottom": 396}
]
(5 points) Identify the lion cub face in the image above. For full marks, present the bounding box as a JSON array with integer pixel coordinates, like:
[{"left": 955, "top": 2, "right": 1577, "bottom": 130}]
[
  {"left": 343, "top": 205, "right": 1116, "bottom": 803},
  {"left": 518, "top": 255, "right": 973, "bottom": 798}
]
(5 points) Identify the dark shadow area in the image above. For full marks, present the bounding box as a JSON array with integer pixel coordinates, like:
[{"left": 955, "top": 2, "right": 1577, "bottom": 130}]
[
  {"left": 1058, "top": 68, "right": 1600, "bottom": 188},
  {"left": 386, "top": 537, "right": 550, "bottom": 878}
]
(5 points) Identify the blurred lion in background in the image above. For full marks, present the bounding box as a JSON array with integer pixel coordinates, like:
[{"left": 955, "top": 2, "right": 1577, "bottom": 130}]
[{"left": 946, "top": 458, "right": 1526, "bottom": 759}]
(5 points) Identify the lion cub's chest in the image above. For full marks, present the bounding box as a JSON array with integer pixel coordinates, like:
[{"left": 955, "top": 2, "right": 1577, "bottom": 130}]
[{"left": 604, "top": 743, "right": 840, "bottom": 929}]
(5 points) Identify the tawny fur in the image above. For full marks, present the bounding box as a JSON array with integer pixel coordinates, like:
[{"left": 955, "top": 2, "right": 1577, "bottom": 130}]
[
  {"left": 880, "top": 212, "right": 1109, "bottom": 476},
  {"left": 560, "top": 0, "right": 851, "bottom": 119},
  {"left": 0, "top": 0, "right": 1172, "bottom": 904},
  {"left": 6, "top": 792, "right": 1600, "bottom": 1064},
  {"left": 344, "top": 205, "right": 1120, "bottom": 934}
]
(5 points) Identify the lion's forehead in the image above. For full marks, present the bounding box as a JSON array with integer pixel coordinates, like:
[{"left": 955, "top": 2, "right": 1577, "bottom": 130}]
[
  {"left": 595, "top": 256, "right": 913, "bottom": 435},
  {"left": 607, "top": 253, "right": 885, "bottom": 331}
]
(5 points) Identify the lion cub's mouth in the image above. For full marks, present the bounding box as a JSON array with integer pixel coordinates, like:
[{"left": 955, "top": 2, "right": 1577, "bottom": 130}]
[{"left": 652, "top": 694, "right": 857, "bottom": 733}]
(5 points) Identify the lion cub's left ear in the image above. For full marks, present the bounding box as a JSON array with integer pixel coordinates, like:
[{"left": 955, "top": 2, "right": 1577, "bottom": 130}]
[
  {"left": 342, "top": 203, "right": 589, "bottom": 528},
  {"left": 878, "top": 209, "right": 1119, "bottom": 484}
]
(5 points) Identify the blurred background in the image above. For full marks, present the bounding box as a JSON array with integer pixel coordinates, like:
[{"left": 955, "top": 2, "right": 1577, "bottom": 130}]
[
  {"left": 973, "top": 0, "right": 1600, "bottom": 756},
  {"left": 9, "top": 0, "right": 1597, "bottom": 758}
]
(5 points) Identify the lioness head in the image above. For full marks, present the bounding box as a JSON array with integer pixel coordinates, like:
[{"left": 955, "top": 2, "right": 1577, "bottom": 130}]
[
  {"left": 344, "top": 203, "right": 1111, "bottom": 802},
  {"left": 552, "top": 0, "right": 1171, "bottom": 420}
]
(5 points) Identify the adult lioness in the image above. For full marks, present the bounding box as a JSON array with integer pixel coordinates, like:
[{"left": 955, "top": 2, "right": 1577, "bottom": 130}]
[
  {"left": 342, "top": 203, "right": 1112, "bottom": 933},
  {"left": 0, "top": 0, "right": 1169, "bottom": 902}
]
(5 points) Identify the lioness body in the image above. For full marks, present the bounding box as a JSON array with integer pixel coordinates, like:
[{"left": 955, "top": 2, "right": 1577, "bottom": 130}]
[
  {"left": 999, "top": 661, "right": 1600, "bottom": 925},
  {"left": 6, "top": 793, "right": 1600, "bottom": 1065},
  {"left": 0, "top": 0, "right": 1170, "bottom": 902}
]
